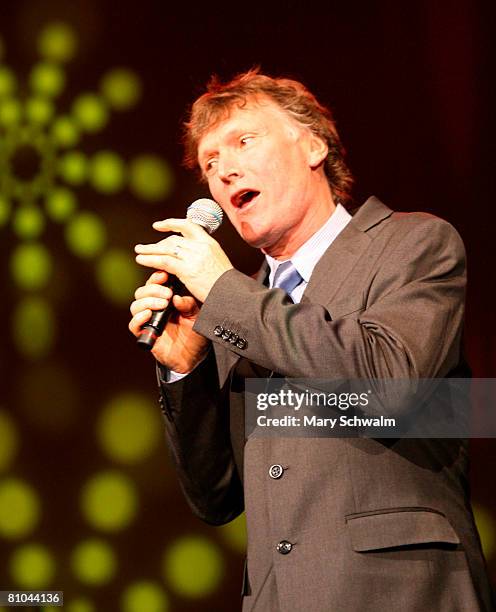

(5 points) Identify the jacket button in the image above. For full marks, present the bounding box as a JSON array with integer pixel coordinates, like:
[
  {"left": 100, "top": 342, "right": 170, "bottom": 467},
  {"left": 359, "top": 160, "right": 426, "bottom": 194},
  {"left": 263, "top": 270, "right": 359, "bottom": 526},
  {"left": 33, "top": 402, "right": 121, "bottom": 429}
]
[
  {"left": 221, "top": 329, "right": 232, "bottom": 341},
  {"left": 268, "top": 464, "right": 284, "bottom": 479},
  {"left": 213, "top": 325, "right": 223, "bottom": 336},
  {"left": 276, "top": 540, "right": 293, "bottom": 555},
  {"left": 229, "top": 333, "right": 239, "bottom": 344},
  {"left": 236, "top": 338, "right": 247, "bottom": 349}
]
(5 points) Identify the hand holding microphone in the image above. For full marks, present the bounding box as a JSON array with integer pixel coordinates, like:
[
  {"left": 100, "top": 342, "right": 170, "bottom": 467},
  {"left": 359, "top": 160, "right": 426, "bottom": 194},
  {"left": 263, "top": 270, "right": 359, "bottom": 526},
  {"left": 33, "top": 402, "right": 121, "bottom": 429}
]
[{"left": 131, "top": 199, "right": 232, "bottom": 357}]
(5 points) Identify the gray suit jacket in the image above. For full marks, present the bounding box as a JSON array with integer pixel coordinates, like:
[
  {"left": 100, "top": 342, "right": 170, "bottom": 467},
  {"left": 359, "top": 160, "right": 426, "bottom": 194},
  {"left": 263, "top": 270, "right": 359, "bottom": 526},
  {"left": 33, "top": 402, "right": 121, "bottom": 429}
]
[{"left": 159, "top": 197, "right": 494, "bottom": 611}]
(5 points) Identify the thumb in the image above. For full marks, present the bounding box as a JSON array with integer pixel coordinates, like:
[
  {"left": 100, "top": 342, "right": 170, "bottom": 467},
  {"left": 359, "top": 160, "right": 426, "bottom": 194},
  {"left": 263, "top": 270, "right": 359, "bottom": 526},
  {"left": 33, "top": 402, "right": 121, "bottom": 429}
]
[{"left": 172, "top": 294, "right": 200, "bottom": 317}]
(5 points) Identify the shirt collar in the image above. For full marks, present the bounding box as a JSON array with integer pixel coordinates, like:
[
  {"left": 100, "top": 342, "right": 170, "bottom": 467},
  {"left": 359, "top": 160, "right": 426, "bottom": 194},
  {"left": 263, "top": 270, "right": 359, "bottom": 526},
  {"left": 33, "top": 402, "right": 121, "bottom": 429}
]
[{"left": 265, "top": 203, "right": 352, "bottom": 285}]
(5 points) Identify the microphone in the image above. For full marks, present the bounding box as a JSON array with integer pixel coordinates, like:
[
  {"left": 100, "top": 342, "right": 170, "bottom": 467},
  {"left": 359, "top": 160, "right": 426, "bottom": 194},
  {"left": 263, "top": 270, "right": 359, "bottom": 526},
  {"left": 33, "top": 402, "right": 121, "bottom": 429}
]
[{"left": 136, "top": 198, "right": 224, "bottom": 350}]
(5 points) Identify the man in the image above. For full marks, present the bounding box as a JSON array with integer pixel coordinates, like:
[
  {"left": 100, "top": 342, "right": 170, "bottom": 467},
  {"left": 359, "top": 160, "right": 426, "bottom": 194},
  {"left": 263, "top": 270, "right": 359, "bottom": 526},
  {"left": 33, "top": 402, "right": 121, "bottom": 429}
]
[{"left": 129, "top": 70, "right": 493, "bottom": 611}]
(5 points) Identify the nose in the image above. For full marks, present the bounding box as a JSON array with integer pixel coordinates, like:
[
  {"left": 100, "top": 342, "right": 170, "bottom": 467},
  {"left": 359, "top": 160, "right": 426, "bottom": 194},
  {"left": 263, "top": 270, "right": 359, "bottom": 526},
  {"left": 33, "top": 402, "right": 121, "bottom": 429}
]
[{"left": 217, "top": 152, "right": 243, "bottom": 184}]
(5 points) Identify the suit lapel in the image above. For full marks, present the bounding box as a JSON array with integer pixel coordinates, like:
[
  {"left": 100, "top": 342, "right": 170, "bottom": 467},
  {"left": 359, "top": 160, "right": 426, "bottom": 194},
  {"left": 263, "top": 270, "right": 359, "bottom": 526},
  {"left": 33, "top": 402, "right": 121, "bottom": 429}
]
[{"left": 302, "top": 196, "right": 393, "bottom": 306}]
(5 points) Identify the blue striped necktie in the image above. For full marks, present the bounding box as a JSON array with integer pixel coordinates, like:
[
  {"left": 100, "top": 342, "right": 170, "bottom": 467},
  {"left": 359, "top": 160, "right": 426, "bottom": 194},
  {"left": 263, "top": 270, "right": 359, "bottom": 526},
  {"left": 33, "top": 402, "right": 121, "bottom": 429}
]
[{"left": 272, "top": 261, "right": 303, "bottom": 300}]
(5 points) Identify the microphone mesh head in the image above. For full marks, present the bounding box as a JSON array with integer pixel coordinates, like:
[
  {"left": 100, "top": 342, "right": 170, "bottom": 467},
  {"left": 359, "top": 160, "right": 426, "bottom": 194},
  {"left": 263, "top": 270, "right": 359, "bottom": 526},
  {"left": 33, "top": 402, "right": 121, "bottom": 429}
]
[{"left": 186, "top": 198, "right": 223, "bottom": 234}]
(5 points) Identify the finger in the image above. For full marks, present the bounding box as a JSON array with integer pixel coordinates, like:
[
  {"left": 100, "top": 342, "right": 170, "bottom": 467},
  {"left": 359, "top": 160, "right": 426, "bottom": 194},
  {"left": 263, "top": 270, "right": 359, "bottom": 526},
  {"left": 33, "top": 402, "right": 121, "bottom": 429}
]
[
  {"left": 152, "top": 218, "right": 208, "bottom": 240},
  {"left": 130, "top": 296, "right": 170, "bottom": 316},
  {"left": 135, "top": 254, "right": 179, "bottom": 273},
  {"left": 172, "top": 294, "right": 200, "bottom": 317},
  {"left": 128, "top": 309, "right": 152, "bottom": 336},
  {"left": 134, "top": 284, "right": 173, "bottom": 300},
  {"left": 146, "top": 270, "right": 168, "bottom": 285},
  {"left": 135, "top": 237, "right": 192, "bottom": 255}
]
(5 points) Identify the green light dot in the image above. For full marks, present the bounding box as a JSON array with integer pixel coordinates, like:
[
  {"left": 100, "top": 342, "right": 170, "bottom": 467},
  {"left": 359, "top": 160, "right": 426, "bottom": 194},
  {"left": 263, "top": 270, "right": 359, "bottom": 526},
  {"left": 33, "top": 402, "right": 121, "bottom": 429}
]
[
  {"left": 0, "top": 66, "right": 16, "bottom": 97},
  {"left": 45, "top": 188, "right": 77, "bottom": 221},
  {"left": 65, "top": 212, "right": 106, "bottom": 258},
  {"left": 97, "top": 392, "right": 162, "bottom": 464},
  {"left": 10, "top": 243, "right": 52, "bottom": 290},
  {"left": 473, "top": 504, "right": 496, "bottom": 561},
  {"left": 71, "top": 539, "right": 117, "bottom": 585},
  {"left": 12, "top": 206, "right": 45, "bottom": 239},
  {"left": 0, "top": 479, "right": 41, "bottom": 539},
  {"left": 12, "top": 297, "right": 55, "bottom": 359},
  {"left": 29, "top": 62, "right": 65, "bottom": 98},
  {"left": 219, "top": 513, "right": 247, "bottom": 553},
  {"left": 100, "top": 69, "right": 142, "bottom": 110},
  {"left": 122, "top": 581, "right": 169, "bottom": 612},
  {"left": 38, "top": 22, "right": 77, "bottom": 62},
  {"left": 90, "top": 151, "right": 125, "bottom": 193},
  {"left": 163, "top": 536, "right": 224, "bottom": 598},
  {"left": 80, "top": 471, "right": 138, "bottom": 532},
  {"left": 0, "top": 98, "right": 22, "bottom": 126},
  {"left": 72, "top": 94, "right": 108, "bottom": 132},
  {"left": 0, "top": 195, "right": 11, "bottom": 225},
  {"left": 66, "top": 599, "right": 94, "bottom": 612},
  {"left": 10, "top": 544, "right": 55, "bottom": 589},
  {"left": 25, "top": 97, "right": 54, "bottom": 125},
  {"left": 52, "top": 116, "right": 80, "bottom": 148},
  {"left": 95, "top": 249, "right": 142, "bottom": 305},
  {"left": 0, "top": 412, "right": 18, "bottom": 471},
  {"left": 129, "top": 156, "right": 173, "bottom": 202},
  {"left": 59, "top": 151, "right": 88, "bottom": 185}
]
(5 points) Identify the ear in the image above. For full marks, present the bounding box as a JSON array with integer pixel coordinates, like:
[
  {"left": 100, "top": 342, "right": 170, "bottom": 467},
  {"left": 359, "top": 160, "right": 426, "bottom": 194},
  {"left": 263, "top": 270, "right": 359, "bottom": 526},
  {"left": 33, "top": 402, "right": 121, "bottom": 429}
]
[{"left": 308, "top": 133, "right": 328, "bottom": 169}]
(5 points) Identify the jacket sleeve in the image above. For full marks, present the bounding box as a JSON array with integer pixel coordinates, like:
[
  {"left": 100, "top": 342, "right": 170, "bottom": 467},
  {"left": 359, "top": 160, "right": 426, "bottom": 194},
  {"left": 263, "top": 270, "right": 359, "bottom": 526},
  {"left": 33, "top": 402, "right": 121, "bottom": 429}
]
[
  {"left": 193, "top": 217, "right": 466, "bottom": 384},
  {"left": 157, "top": 351, "right": 244, "bottom": 525}
]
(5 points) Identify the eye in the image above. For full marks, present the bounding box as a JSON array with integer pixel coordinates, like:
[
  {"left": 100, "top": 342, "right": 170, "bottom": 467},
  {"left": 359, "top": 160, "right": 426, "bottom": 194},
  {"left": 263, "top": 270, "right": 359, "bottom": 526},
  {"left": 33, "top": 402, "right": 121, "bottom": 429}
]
[
  {"left": 204, "top": 158, "right": 218, "bottom": 175},
  {"left": 240, "top": 135, "right": 254, "bottom": 147}
]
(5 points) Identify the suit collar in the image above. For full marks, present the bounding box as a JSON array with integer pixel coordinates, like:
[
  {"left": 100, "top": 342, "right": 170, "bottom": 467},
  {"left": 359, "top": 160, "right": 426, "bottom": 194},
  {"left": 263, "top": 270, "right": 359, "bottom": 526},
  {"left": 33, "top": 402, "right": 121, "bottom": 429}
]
[{"left": 302, "top": 196, "right": 393, "bottom": 306}]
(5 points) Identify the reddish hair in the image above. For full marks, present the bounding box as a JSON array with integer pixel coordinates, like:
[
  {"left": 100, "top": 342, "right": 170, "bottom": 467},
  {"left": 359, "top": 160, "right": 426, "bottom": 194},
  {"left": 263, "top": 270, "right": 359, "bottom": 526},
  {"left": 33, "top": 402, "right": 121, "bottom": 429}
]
[{"left": 183, "top": 68, "right": 353, "bottom": 203}]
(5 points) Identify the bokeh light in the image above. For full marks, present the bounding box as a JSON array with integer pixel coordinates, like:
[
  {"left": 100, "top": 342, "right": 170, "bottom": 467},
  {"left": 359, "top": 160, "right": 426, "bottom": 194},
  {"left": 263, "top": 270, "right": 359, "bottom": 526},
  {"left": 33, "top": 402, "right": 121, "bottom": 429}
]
[
  {"left": 10, "top": 242, "right": 52, "bottom": 290},
  {"left": 72, "top": 94, "right": 108, "bottom": 132},
  {"left": 96, "top": 249, "right": 143, "bottom": 305},
  {"left": 473, "top": 504, "right": 496, "bottom": 561},
  {"left": 29, "top": 62, "right": 65, "bottom": 98},
  {"left": 101, "top": 69, "right": 142, "bottom": 110},
  {"left": 129, "top": 155, "right": 173, "bottom": 202},
  {"left": 80, "top": 470, "right": 138, "bottom": 532},
  {"left": 45, "top": 187, "right": 77, "bottom": 222},
  {"left": 0, "top": 195, "right": 11, "bottom": 225},
  {"left": 58, "top": 151, "right": 88, "bottom": 185},
  {"left": 65, "top": 599, "right": 95, "bottom": 612},
  {"left": 12, "top": 206, "right": 45, "bottom": 239},
  {"left": 89, "top": 151, "right": 125, "bottom": 193},
  {"left": 219, "top": 512, "right": 247, "bottom": 553},
  {"left": 25, "top": 97, "right": 54, "bottom": 125},
  {"left": 38, "top": 22, "right": 77, "bottom": 63},
  {"left": 0, "top": 98, "right": 22, "bottom": 126},
  {"left": 10, "top": 544, "right": 55, "bottom": 589},
  {"left": 97, "top": 392, "right": 162, "bottom": 463},
  {"left": 0, "top": 66, "right": 16, "bottom": 97},
  {"left": 65, "top": 211, "right": 106, "bottom": 258},
  {"left": 71, "top": 538, "right": 117, "bottom": 585},
  {"left": 12, "top": 297, "right": 55, "bottom": 358},
  {"left": 162, "top": 536, "right": 224, "bottom": 597},
  {"left": 0, "top": 479, "right": 41, "bottom": 539},
  {"left": 51, "top": 115, "right": 80, "bottom": 148},
  {"left": 121, "top": 581, "right": 170, "bottom": 612},
  {"left": 0, "top": 411, "right": 19, "bottom": 471}
]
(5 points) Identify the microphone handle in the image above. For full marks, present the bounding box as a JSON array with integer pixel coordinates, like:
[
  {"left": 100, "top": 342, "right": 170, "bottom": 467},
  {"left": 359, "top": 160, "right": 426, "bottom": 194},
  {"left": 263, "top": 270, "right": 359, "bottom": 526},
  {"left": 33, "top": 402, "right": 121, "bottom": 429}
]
[{"left": 136, "top": 276, "right": 184, "bottom": 351}]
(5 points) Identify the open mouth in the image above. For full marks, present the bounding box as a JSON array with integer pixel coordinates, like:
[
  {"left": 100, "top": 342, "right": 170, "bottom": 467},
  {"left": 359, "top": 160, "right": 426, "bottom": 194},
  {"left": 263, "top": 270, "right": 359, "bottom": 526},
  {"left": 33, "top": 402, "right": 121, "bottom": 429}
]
[{"left": 232, "top": 189, "right": 260, "bottom": 209}]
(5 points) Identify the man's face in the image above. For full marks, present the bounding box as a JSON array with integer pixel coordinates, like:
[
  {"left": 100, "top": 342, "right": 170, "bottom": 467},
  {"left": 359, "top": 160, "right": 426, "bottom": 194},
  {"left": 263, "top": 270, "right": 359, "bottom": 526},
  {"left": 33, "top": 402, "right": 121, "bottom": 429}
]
[{"left": 197, "top": 97, "right": 328, "bottom": 257}]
